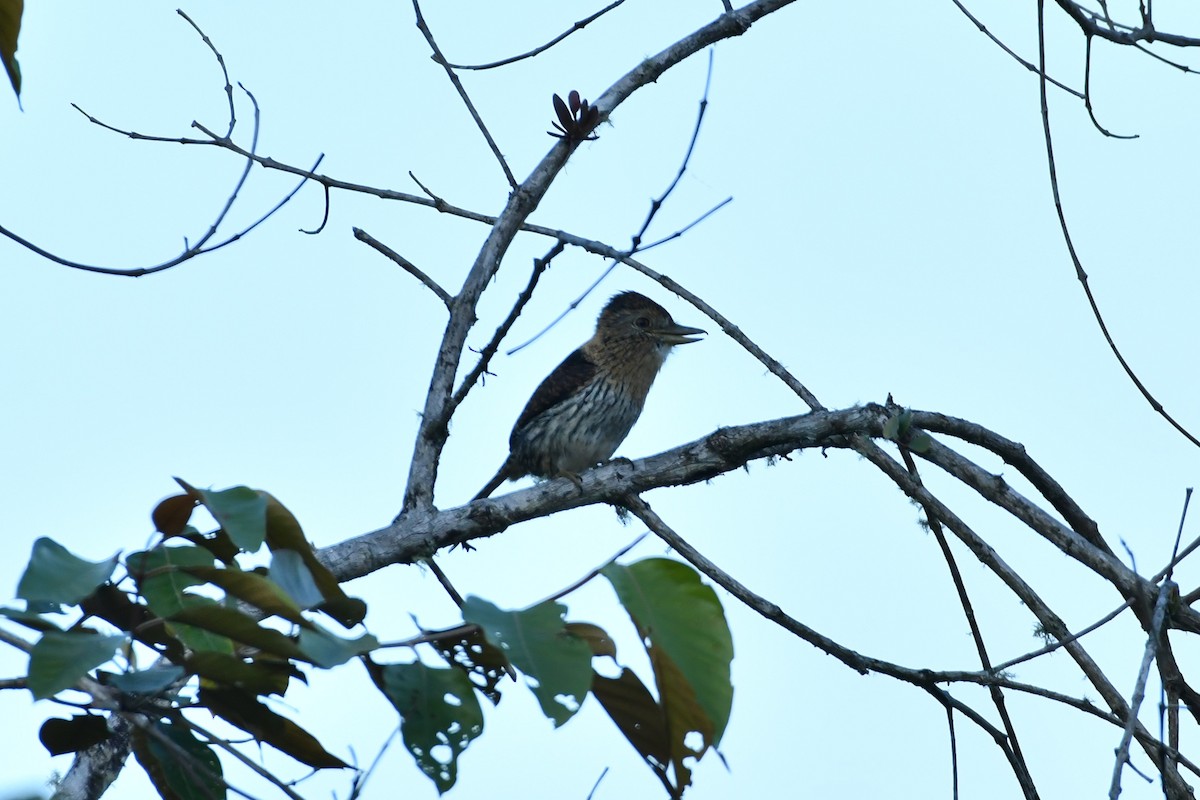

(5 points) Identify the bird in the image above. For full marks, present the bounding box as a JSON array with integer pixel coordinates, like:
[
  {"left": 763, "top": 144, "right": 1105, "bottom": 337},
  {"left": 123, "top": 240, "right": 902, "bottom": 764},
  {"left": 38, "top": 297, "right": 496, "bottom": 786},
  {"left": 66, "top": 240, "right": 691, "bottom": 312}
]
[{"left": 472, "top": 291, "right": 705, "bottom": 501}]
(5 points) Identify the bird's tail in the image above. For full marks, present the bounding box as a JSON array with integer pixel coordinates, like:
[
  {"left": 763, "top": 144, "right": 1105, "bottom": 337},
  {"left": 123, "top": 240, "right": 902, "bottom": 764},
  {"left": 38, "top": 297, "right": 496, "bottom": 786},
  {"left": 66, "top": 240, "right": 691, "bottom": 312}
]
[{"left": 472, "top": 461, "right": 512, "bottom": 502}]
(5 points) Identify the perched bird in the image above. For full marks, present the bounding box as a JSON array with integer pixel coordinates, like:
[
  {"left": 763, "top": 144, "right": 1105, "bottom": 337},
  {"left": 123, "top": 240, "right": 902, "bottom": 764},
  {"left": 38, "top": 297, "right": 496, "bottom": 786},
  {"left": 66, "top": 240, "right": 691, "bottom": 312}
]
[{"left": 473, "top": 291, "right": 705, "bottom": 501}]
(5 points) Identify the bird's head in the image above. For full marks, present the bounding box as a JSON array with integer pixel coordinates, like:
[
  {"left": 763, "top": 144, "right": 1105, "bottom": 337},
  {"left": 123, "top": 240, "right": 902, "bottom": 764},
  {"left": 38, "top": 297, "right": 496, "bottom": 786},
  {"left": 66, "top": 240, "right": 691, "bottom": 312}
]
[{"left": 597, "top": 291, "right": 706, "bottom": 348}]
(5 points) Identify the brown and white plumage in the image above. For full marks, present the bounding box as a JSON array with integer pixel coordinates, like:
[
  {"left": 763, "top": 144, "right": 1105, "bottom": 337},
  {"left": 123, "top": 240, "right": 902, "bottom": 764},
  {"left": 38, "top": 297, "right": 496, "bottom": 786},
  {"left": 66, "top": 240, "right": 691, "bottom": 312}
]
[{"left": 472, "top": 292, "right": 704, "bottom": 501}]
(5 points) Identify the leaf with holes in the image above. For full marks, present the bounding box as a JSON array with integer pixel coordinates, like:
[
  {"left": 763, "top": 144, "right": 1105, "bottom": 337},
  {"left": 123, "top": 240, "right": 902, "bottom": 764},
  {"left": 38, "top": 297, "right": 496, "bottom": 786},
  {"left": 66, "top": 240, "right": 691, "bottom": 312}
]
[
  {"left": 602, "top": 557, "right": 733, "bottom": 785},
  {"left": 371, "top": 660, "right": 484, "bottom": 794},
  {"left": 463, "top": 596, "right": 592, "bottom": 727}
]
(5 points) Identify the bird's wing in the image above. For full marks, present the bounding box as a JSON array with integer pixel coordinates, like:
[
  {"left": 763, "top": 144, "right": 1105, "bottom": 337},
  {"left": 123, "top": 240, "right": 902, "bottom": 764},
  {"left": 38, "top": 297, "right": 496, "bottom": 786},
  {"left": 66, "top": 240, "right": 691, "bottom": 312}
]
[{"left": 511, "top": 347, "right": 598, "bottom": 438}]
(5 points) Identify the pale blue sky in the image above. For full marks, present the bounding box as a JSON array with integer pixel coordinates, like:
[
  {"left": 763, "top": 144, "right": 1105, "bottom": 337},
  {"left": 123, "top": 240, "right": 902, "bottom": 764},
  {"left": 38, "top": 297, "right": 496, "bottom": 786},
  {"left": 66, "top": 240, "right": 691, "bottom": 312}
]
[{"left": 3, "top": 2, "right": 1199, "bottom": 799}]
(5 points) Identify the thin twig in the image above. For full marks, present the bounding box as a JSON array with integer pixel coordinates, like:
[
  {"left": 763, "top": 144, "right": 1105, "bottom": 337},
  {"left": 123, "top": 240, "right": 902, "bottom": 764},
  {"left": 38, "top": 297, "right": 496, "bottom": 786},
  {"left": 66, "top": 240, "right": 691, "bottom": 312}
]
[
  {"left": 897, "top": 444, "right": 1038, "bottom": 799},
  {"left": 535, "top": 532, "right": 649, "bottom": 606},
  {"left": 1108, "top": 580, "right": 1174, "bottom": 799},
  {"left": 990, "top": 599, "right": 1131, "bottom": 673},
  {"left": 452, "top": 241, "right": 565, "bottom": 408},
  {"left": 949, "top": 0, "right": 1083, "bottom": 98},
  {"left": 10, "top": 94, "right": 322, "bottom": 277},
  {"left": 411, "top": 0, "right": 518, "bottom": 189},
  {"left": 1083, "top": 34, "right": 1138, "bottom": 138},
  {"left": 175, "top": 10, "right": 236, "bottom": 138},
  {"left": 944, "top": 704, "right": 959, "bottom": 800},
  {"left": 1036, "top": 0, "right": 1200, "bottom": 449},
  {"left": 445, "top": 0, "right": 627, "bottom": 70},
  {"left": 637, "top": 196, "right": 733, "bottom": 252},
  {"left": 353, "top": 228, "right": 453, "bottom": 308}
]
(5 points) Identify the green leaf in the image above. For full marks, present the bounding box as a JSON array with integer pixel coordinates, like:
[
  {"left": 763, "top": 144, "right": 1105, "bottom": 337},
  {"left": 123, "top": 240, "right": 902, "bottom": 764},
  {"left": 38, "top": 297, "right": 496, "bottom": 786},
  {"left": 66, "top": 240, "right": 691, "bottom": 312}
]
[
  {"left": 39, "top": 714, "right": 111, "bottom": 756},
  {"left": 372, "top": 661, "right": 483, "bottom": 794},
  {"left": 603, "top": 558, "right": 734, "bottom": 747},
  {"left": 297, "top": 626, "right": 379, "bottom": 669},
  {"left": 181, "top": 565, "right": 306, "bottom": 625},
  {"left": 169, "top": 605, "right": 305, "bottom": 662},
  {"left": 131, "top": 719, "right": 224, "bottom": 800},
  {"left": 0, "top": 606, "right": 63, "bottom": 634},
  {"left": 17, "top": 537, "right": 119, "bottom": 606},
  {"left": 186, "top": 651, "right": 293, "bottom": 696},
  {"left": 199, "top": 685, "right": 347, "bottom": 768},
  {"left": 27, "top": 631, "right": 125, "bottom": 700},
  {"left": 192, "top": 485, "right": 267, "bottom": 553},
  {"left": 261, "top": 494, "right": 366, "bottom": 628},
  {"left": 104, "top": 665, "right": 185, "bottom": 695},
  {"left": 0, "top": 0, "right": 21, "bottom": 101},
  {"left": 268, "top": 549, "right": 324, "bottom": 609},
  {"left": 128, "top": 546, "right": 230, "bottom": 653},
  {"left": 127, "top": 545, "right": 215, "bottom": 617},
  {"left": 462, "top": 597, "right": 592, "bottom": 727}
]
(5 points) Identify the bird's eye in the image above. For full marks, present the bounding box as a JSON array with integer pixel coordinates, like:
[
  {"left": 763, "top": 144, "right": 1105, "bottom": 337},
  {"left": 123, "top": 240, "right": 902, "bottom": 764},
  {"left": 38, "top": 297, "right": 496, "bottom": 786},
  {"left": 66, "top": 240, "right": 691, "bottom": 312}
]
[{"left": 635, "top": 317, "right": 650, "bottom": 329}]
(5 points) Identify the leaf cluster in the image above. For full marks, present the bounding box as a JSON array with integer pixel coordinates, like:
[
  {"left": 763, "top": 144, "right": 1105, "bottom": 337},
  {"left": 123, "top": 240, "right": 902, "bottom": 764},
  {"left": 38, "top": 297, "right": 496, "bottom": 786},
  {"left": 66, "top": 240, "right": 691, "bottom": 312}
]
[{"left": 4, "top": 482, "right": 733, "bottom": 798}]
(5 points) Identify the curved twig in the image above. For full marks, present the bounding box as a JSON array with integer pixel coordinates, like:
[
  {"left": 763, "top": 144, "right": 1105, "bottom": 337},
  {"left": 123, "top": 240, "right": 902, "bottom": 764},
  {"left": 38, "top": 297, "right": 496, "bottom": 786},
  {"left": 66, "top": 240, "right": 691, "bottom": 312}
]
[
  {"left": 1036, "top": 0, "right": 1200, "bottom": 450},
  {"left": 444, "top": 0, "right": 628, "bottom": 70}
]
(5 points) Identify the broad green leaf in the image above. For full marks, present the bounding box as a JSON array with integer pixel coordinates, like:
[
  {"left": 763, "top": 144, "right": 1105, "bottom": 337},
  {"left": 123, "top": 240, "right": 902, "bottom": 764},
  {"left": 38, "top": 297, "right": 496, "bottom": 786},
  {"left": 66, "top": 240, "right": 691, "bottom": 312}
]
[
  {"left": 105, "top": 665, "right": 185, "bottom": 695},
  {"left": 128, "top": 546, "right": 229, "bottom": 653},
  {"left": 187, "top": 651, "right": 293, "bottom": 696},
  {"left": 39, "top": 715, "right": 111, "bottom": 756},
  {"left": 297, "top": 626, "right": 379, "bottom": 668},
  {"left": 0, "top": 606, "right": 63, "bottom": 634},
  {"left": 192, "top": 485, "right": 267, "bottom": 553},
  {"left": 131, "top": 719, "right": 223, "bottom": 800},
  {"left": 199, "top": 685, "right": 347, "bottom": 768},
  {"left": 127, "top": 546, "right": 214, "bottom": 617},
  {"left": 463, "top": 596, "right": 591, "bottom": 727},
  {"left": 0, "top": 0, "right": 20, "bottom": 100},
  {"left": 373, "top": 661, "right": 483, "bottom": 794},
  {"left": 28, "top": 631, "right": 125, "bottom": 700},
  {"left": 268, "top": 549, "right": 324, "bottom": 609},
  {"left": 169, "top": 605, "right": 305, "bottom": 661},
  {"left": 261, "top": 494, "right": 365, "bottom": 627},
  {"left": 17, "top": 537, "right": 118, "bottom": 606},
  {"left": 181, "top": 565, "right": 305, "bottom": 624},
  {"left": 603, "top": 559, "right": 734, "bottom": 746}
]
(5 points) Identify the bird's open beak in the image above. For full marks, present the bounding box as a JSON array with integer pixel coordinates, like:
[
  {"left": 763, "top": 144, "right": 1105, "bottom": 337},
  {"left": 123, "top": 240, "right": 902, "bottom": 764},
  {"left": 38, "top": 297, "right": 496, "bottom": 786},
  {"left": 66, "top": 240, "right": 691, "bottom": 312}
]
[{"left": 652, "top": 323, "right": 706, "bottom": 345}]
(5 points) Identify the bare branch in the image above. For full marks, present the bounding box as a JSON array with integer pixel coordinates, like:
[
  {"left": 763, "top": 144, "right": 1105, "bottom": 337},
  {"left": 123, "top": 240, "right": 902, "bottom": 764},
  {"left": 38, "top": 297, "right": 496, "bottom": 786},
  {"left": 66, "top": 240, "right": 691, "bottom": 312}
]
[
  {"left": 951, "top": 0, "right": 1084, "bottom": 98},
  {"left": 452, "top": 241, "right": 565, "bottom": 408},
  {"left": 1036, "top": 0, "right": 1200, "bottom": 450},
  {"left": 175, "top": 10, "right": 236, "bottom": 138},
  {"left": 444, "top": 0, "right": 628, "bottom": 70},
  {"left": 353, "top": 228, "right": 453, "bottom": 308},
  {"left": 411, "top": 0, "right": 518, "bottom": 189},
  {"left": 896, "top": 446, "right": 1038, "bottom": 798},
  {"left": 1109, "top": 580, "right": 1174, "bottom": 798},
  {"left": 3, "top": 93, "right": 321, "bottom": 277}
]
